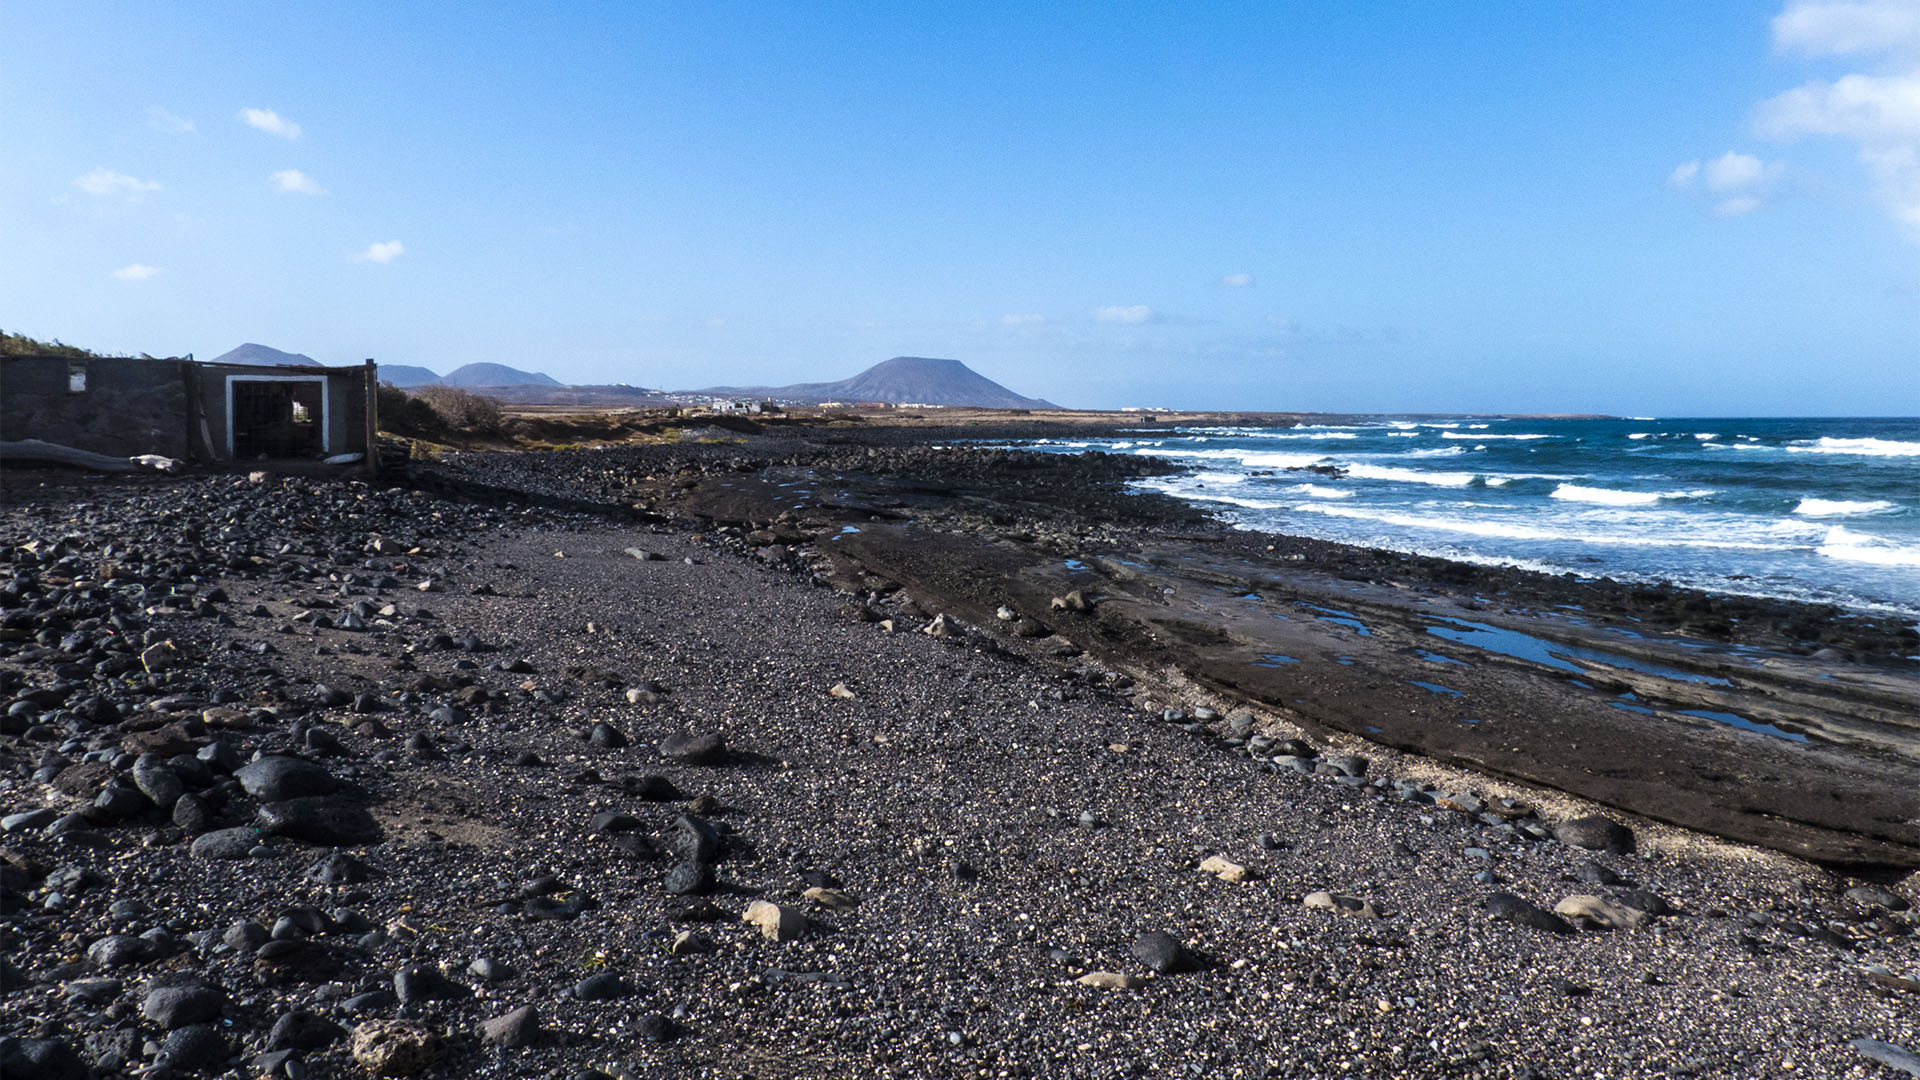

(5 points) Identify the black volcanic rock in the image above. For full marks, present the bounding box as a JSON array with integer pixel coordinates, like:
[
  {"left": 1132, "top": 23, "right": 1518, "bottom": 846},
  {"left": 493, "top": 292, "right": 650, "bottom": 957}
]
[{"left": 693, "top": 356, "right": 1059, "bottom": 409}]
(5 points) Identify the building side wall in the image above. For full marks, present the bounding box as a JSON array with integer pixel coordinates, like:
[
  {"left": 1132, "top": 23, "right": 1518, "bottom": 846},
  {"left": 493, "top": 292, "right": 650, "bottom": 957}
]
[{"left": 0, "top": 356, "right": 190, "bottom": 458}]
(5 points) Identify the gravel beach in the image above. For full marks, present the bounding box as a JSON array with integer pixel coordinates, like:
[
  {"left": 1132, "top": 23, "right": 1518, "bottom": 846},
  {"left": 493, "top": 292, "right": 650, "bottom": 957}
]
[{"left": 2, "top": 421, "right": 1917, "bottom": 1079}]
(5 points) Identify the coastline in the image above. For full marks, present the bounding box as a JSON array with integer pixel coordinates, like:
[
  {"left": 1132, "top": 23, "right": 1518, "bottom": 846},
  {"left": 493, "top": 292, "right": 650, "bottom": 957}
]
[{"left": 1, "top": 411, "right": 1917, "bottom": 1077}]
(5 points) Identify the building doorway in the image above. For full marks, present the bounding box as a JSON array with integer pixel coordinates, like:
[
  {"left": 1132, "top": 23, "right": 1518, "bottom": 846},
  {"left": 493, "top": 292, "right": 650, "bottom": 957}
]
[{"left": 228, "top": 376, "right": 328, "bottom": 459}]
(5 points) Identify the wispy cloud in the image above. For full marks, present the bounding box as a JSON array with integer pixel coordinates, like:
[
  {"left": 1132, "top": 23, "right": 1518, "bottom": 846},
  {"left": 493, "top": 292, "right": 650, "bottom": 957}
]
[
  {"left": 270, "top": 169, "right": 326, "bottom": 195},
  {"left": 112, "top": 263, "right": 160, "bottom": 282},
  {"left": 1667, "top": 150, "right": 1784, "bottom": 215},
  {"left": 1093, "top": 304, "right": 1157, "bottom": 324},
  {"left": 145, "top": 106, "right": 194, "bottom": 134},
  {"left": 1001, "top": 312, "right": 1046, "bottom": 326},
  {"left": 1747, "top": 1, "right": 1920, "bottom": 240},
  {"left": 239, "top": 107, "right": 302, "bottom": 139},
  {"left": 1220, "top": 272, "right": 1254, "bottom": 288},
  {"left": 353, "top": 240, "right": 405, "bottom": 263},
  {"left": 75, "top": 168, "right": 161, "bottom": 200}
]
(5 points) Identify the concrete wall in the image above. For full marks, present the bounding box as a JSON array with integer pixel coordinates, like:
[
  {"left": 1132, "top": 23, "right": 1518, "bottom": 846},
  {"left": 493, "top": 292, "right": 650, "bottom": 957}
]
[{"left": 0, "top": 355, "right": 190, "bottom": 458}]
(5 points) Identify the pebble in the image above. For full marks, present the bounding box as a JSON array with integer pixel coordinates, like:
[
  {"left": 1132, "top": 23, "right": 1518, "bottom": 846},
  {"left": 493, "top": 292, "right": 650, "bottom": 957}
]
[
  {"left": 1130, "top": 930, "right": 1196, "bottom": 974},
  {"left": 393, "top": 963, "right": 470, "bottom": 1002},
  {"left": 1076, "top": 971, "right": 1145, "bottom": 989},
  {"left": 1484, "top": 891, "right": 1576, "bottom": 934},
  {"left": 572, "top": 973, "right": 632, "bottom": 1000},
  {"left": 659, "top": 732, "right": 727, "bottom": 765},
  {"left": 1553, "top": 894, "right": 1650, "bottom": 930},
  {"left": 1198, "top": 854, "right": 1253, "bottom": 883},
  {"left": 1304, "top": 891, "right": 1383, "bottom": 919},
  {"left": 267, "top": 1010, "right": 346, "bottom": 1051},
  {"left": 663, "top": 861, "right": 714, "bottom": 896},
  {"left": 350, "top": 1020, "right": 444, "bottom": 1076},
  {"left": 0, "top": 1037, "right": 89, "bottom": 1080},
  {"left": 1554, "top": 815, "right": 1635, "bottom": 854},
  {"left": 157, "top": 1023, "right": 230, "bottom": 1073},
  {"left": 743, "top": 900, "right": 808, "bottom": 941},
  {"left": 235, "top": 755, "right": 337, "bottom": 801},
  {"left": 479, "top": 1004, "right": 544, "bottom": 1048},
  {"left": 142, "top": 983, "right": 227, "bottom": 1028}
]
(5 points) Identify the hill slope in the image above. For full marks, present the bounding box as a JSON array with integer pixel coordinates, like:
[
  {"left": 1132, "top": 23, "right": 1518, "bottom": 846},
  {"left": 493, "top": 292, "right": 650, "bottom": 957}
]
[
  {"left": 208, "top": 343, "right": 318, "bottom": 367},
  {"left": 440, "top": 362, "right": 562, "bottom": 388},
  {"left": 695, "top": 356, "right": 1059, "bottom": 409},
  {"left": 378, "top": 364, "right": 442, "bottom": 387}
]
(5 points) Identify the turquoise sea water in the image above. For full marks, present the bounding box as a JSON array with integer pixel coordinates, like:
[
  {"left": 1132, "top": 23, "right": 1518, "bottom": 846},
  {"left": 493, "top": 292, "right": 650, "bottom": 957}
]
[{"left": 1019, "top": 417, "right": 1920, "bottom": 619}]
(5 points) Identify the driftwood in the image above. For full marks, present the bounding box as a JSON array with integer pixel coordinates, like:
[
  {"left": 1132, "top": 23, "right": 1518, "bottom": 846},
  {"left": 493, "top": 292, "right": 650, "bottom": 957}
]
[{"left": 1, "top": 439, "right": 184, "bottom": 474}]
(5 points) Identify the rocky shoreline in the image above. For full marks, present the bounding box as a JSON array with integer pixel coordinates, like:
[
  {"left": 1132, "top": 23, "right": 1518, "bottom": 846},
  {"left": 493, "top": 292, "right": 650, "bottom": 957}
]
[{"left": 2, "top": 419, "right": 1917, "bottom": 1078}]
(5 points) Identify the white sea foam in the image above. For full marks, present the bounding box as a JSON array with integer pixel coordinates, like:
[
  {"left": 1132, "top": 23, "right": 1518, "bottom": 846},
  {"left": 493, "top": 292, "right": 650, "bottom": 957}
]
[
  {"left": 1407, "top": 446, "right": 1467, "bottom": 457},
  {"left": 1442, "top": 431, "right": 1549, "bottom": 440},
  {"left": 1288, "top": 484, "right": 1354, "bottom": 499},
  {"left": 1388, "top": 431, "right": 1419, "bottom": 437},
  {"left": 1292, "top": 503, "right": 1785, "bottom": 550},
  {"left": 1549, "top": 484, "right": 1715, "bottom": 506},
  {"left": 1194, "top": 471, "right": 1245, "bottom": 485},
  {"left": 1787, "top": 437, "right": 1920, "bottom": 457},
  {"left": 1694, "top": 433, "right": 1718, "bottom": 441},
  {"left": 1627, "top": 433, "right": 1651, "bottom": 440},
  {"left": 1793, "top": 498, "right": 1897, "bottom": 517},
  {"left": 1819, "top": 526, "right": 1920, "bottom": 567},
  {"left": 1345, "top": 464, "right": 1478, "bottom": 487}
]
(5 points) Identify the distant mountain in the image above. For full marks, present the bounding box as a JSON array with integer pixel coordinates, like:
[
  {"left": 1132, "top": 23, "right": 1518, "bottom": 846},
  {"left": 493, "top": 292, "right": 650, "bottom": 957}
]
[
  {"left": 440, "top": 362, "right": 562, "bottom": 388},
  {"left": 208, "top": 343, "right": 318, "bottom": 367},
  {"left": 693, "top": 356, "right": 1059, "bottom": 409},
  {"left": 378, "top": 364, "right": 442, "bottom": 387}
]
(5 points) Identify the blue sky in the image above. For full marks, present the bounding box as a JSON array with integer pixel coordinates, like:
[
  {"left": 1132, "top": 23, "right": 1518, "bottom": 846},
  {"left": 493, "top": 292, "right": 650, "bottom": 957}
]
[{"left": 3, "top": 1, "right": 1917, "bottom": 414}]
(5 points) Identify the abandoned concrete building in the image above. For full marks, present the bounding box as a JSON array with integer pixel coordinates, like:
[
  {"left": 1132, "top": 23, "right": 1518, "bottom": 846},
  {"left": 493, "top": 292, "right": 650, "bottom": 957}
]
[{"left": 0, "top": 355, "right": 379, "bottom": 472}]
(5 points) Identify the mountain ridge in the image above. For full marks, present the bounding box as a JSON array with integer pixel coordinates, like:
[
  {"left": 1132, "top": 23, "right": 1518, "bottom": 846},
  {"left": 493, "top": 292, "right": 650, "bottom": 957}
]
[{"left": 691, "top": 356, "right": 1058, "bottom": 409}]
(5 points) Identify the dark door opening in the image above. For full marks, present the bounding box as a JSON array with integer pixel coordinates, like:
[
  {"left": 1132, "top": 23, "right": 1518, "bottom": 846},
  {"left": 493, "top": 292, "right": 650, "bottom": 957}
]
[{"left": 232, "top": 381, "right": 324, "bottom": 459}]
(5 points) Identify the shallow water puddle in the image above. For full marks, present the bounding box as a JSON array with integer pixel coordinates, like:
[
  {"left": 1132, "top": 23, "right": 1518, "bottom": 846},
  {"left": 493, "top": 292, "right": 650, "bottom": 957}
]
[
  {"left": 1253, "top": 654, "right": 1299, "bottom": 667},
  {"left": 1676, "top": 709, "right": 1809, "bottom": 742},
  {"left": 1064, "top": 559, "right": 1090, "bottom": 572},
  {"left": 1425, "top": 617, "right": 1731, "bottom": 686},
  {"left": 1299, "top": 603, "right": 1373, "bottom": 635},
  {"left": 1408, "top": 680, "right": 1464, "bottom": 697},
  {"left": 1417, "top": 650, "right": 1466, "bottom": 666}
]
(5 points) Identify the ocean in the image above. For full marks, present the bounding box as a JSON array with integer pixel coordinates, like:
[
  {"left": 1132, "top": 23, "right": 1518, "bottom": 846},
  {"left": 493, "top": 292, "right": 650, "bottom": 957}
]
[{"left": 1019, "top": 416, "right": 1920, "bottom": 619}]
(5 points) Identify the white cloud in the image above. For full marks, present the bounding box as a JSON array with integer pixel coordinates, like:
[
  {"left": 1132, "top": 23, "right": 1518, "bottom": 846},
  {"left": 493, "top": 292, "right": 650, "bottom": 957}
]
[
  {"left": 111, "top": 263, "right": 160, "bottom": 281},
  {"left": 1001, "top": 313, "right": 1046, "bottom": 326},
  {"left": 1220, "top": 273, "right": 1254, "bottom": 288},
  {"left": 1754, "top": 4, "right": 1920, "bottom": 242},
  {"left": 145, "top": 106, "right": 194, "bottom": 134},
  {"left": 1772, "top": 0, "right": 1920, "bottom": 57},
  {"left": 239, "top": 107, "right": 302, "bottom": 139},
  {"left": 1093, "top": 304, "right": 1156, "bottom": 324},
  {"left": 75, "top": 168, "right": 161, "bottom": 200},
  {"left": 1667, "top": 151, "right": 1783, "bottom": 215},
  {"left": 1704, "top": 150, "right": 1773, "bottom": 191},
  {"left": 1756, "top": 71, "right": 1920, "bottom": 142},
  {"left": 270, "top": 169, "right": 326, "bottom": 195},
  {"left": 353, "top": 240, "right": 405, "bottom": 263}
]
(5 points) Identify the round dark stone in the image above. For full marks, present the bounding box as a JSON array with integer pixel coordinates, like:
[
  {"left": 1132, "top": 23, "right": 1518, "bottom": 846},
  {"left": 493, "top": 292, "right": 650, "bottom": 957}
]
[
  {"left": 662, "top": 861, "right": 714, "bottom": 897},
  {"left": 1130, "top": 930, "right": 1195, "bottom": 974}
]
